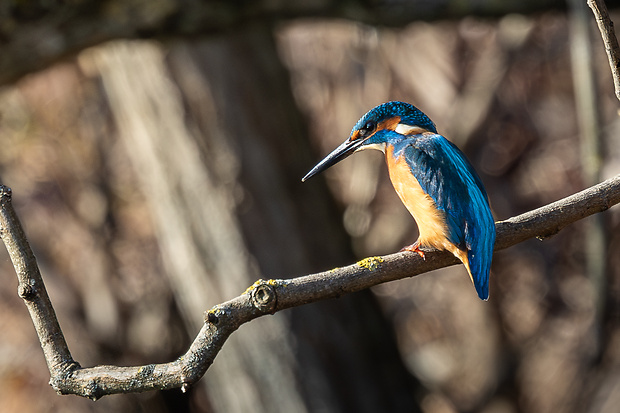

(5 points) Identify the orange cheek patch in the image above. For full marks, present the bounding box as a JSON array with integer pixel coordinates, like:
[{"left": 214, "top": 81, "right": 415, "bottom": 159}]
[{"left": 378, "top": 116, "right": 401, "bottom": 132}]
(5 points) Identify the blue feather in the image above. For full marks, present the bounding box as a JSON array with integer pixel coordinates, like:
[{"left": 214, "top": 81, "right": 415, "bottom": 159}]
[
  {"left": 392, "top": 134, "right": 495, "bottom": 300},
  {"left": 352, "top": 101, "right": 437, "bottom": 136}
]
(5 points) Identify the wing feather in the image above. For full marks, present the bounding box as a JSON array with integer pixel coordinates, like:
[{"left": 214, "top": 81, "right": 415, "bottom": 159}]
[{"left": 398, "top": 134, "right": 495, "bottom": 299}]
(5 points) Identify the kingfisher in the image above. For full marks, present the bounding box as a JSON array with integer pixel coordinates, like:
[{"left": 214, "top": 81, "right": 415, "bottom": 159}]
[{"left": 302, "top": 101, "right": 495, "bottom": 300}]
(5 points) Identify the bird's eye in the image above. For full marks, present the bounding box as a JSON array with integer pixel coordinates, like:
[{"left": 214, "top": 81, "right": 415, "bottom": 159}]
[{"left": 358, "top": 121, "right": 376, "bottom": 138}]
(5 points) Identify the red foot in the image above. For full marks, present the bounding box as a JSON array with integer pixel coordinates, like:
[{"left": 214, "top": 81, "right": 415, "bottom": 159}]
[{"left": 400, "top": 241, "right": 425, "bottom": 260}]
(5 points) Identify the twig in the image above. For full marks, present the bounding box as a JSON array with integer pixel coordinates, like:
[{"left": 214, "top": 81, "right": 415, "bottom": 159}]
[
  {"left": 0, "top": 187, "right": 78, "bottom": 375},
  {"left": 588, "top": 0, "right": 620, "bottom": 102},
  {"left": 1, "top": 175, "right": 620, "bottom": 399}
]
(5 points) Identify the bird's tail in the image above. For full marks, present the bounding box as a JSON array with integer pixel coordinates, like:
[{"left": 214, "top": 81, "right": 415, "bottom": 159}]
[
  {"left": 466, "top": 233, "right": 494, "bottom": 300},
  {"left": 446, "top": 246, "right": 488, "bottom": 300}
]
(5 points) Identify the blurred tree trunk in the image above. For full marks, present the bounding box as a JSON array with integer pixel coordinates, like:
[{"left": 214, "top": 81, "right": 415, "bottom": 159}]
[
  {"left": 0, "top": 0, "right": 587, "bottom": 86},
  {"left": 93, "top": 23, "right": 420, "bottom": 412}
]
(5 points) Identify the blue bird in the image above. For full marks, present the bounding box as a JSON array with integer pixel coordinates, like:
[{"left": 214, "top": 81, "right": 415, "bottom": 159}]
[{"left": 302, "top": 101, "right": 495, "bottom": 300}]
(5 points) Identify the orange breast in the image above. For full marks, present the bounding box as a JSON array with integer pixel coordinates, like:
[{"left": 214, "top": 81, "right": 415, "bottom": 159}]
[{"left": 385, "top": 145, "right": 470, "bottom": 274}]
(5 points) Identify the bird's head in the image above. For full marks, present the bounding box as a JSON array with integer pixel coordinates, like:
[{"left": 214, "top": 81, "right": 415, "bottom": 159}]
[{"left": 302, "top": 101, "right": 436, "bottom": 181}]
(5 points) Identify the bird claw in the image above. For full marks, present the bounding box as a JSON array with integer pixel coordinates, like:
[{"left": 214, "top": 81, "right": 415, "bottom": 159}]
[{"left": 400, "top": 242, "right": 425, "bottom": 260}]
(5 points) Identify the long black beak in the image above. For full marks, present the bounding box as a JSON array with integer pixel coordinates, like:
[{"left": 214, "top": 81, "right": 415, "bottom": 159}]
[{"left": 302, "top": 138, "right": 365, "bottom": 182}]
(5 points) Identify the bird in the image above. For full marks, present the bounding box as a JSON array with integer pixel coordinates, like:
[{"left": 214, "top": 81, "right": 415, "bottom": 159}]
[{"left": 302, "top": 101, "right": 495, "bottom": 300}]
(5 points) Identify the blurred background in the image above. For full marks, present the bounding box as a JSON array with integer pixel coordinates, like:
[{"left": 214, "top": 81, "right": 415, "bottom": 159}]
[{"left": 1, "top": 2, "right": 620, "bottom": 412}]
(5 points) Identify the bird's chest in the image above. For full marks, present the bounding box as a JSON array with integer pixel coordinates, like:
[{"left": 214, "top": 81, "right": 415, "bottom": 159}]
[{"left": 385, "top": 145, "right": 450, "bottom": 249}]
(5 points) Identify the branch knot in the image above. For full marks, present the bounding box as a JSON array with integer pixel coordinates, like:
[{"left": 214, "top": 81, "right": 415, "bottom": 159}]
[
  {"left": 18, "top": 281, "right": 35, "bottom": 300},
  {"left": 250, "top": 280, "right": 277, "bottom": 313}
]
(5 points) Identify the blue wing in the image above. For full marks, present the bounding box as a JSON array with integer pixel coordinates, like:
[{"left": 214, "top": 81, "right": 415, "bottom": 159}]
[{"left": 396, "top": 134, "right": 495, "bottom": 299}]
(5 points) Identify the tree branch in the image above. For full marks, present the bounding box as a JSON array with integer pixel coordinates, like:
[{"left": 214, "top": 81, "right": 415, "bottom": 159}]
[
  {"left": 588, "top": 0, "right": 620, "bottom": 102},
  {"left": 1, "top": 175, "right": 619, "bottom": 398},
  {"left": 0, "top": 187, "right": 78, "bottom": 375}
]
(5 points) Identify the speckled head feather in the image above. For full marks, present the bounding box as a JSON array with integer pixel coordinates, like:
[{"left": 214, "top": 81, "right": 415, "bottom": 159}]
[{"left": 351, "top": 101, "right": 438, "bottom": 137}]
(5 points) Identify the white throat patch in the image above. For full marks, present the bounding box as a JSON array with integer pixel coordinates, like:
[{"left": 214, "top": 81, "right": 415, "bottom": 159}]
[{"left": 356, "top": 142, "right": 386, "bottom": 153}]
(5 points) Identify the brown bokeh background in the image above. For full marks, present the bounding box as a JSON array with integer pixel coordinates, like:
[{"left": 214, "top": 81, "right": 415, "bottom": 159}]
[{"left": 1, "top": 9, "right": 620, "bottom": 413}]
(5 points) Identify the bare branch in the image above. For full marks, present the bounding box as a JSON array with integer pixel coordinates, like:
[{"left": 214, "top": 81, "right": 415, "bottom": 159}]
[
  {"left": 1, "top": 175, "right": 620, "bottom": 398},
  {"left": 588, "top": 0, "right": 620, "bottom": 101},
  {"left": 0, "top": 186, "right": 78, "bottom": 375}
]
